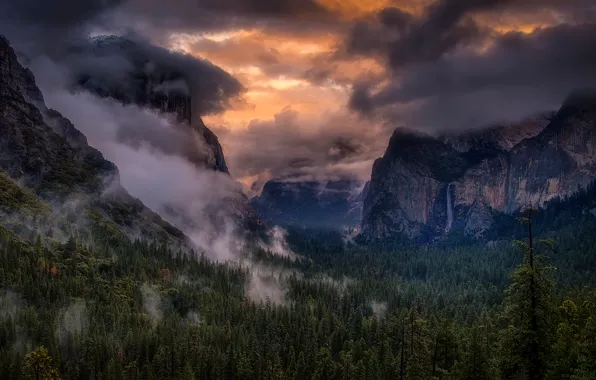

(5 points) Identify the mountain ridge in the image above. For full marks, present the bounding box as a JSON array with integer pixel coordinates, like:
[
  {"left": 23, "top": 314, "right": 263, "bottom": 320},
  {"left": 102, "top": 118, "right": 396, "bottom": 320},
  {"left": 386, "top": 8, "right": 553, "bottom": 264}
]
[
  {"left": 252, "top": 179, "right": 367, "bottom": 228},
  {"left": 63, "top": 35, "right": 266, "bottom": 235},
  {"left": 73, "top": 34, "right": 230, "bottom": 173},
  {"left": 361, "top": 95, "right": 596, "bottom": 242},
  {"left": 0, "top": 35, "right": 190, "bottom": 248}
]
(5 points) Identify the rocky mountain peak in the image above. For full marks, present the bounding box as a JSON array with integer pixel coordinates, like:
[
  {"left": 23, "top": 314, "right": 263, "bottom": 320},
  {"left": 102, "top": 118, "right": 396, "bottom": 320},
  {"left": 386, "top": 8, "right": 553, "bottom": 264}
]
[
  {"left": 361, "top": 92, "right": 596, "bottom": 242},
  {"left": 66, "top": 35, "right": 229, "bottom": 173},
  {"left": 0, "top": 36, "right": 45, "bottom": 106},
  {"left": 0, "top": 34, "right": 189, "bottom": 247}
]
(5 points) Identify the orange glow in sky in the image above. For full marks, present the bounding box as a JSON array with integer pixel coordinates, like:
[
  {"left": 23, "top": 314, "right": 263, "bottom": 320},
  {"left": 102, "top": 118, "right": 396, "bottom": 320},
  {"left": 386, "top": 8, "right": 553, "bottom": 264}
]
[
  {"left": 164, "top": 0, "right": 571, "bottom": 185},
  {"left": 316, "top": 0, "right": 429, "bottom": 18},
  {"left": 170, "top": 27, "right": 385, "bottom": 130}
]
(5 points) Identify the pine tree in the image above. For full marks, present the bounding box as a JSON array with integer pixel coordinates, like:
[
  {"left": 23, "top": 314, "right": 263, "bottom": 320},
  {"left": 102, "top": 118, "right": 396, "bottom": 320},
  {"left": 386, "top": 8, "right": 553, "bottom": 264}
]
[
  {"left": 405, "top": 311, "right": 432, "bottom": 380},
  {"left": 311, "top": 348, "right": 336, "bottom": 380},
  {"left": 460, "top": 326, "right": 491, "bottom": 380},
  {"left": 22, "top": 346, "right": 60, "bottom": 380},
  {"left": 499, "top": 209, "right": 556, "bottom": 380},
  {"left": 549, "top": 300, "right": 581, "bottom": 379}
]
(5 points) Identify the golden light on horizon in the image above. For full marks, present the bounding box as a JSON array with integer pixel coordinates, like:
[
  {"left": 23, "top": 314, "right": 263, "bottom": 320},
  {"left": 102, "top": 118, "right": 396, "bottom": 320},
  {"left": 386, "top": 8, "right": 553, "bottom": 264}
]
[
  {"left": 170, "top": 28, "right": 357, "bottom": 132},
  {"left": 316, "top": 0, "right": 429, "bottom": 19},
  {"left": 491, "top": 23, "right": 548, "bottom": 35},
  {"left": 268, "top": 78, "right": 306, "bottom": 90}
]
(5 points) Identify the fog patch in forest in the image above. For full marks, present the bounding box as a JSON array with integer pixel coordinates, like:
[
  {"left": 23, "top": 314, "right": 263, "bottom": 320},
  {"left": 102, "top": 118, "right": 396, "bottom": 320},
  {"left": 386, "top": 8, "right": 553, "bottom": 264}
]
[
  {"left": 258, "top": 226, "right": 296, "bottom": 261},
  {"left": 55, "top": 300, "right": 89, "bottom": 345},
  {"left": 0, "top": 291, "right": 32, "bottom": 355},
  {"left": 177, "top": 274, "right": 213, "bottom": 293},
  {"left": 46, "top": 194, "right": 95, "bottom": 243},
  {"left": 370, "top": 300, "right": 388, "bottom": 319},
  {"left": 245, "top": 271, "right": 286, "bottom": 306},
  {"left": 312, "top": 274, "right": 355, "bottom": 295},
  {"left": 242, "top": 262, "right": 300, "bottom": 306},
  {"left": 185, "top": 311, "right": 202, "bottom": 326},
  {"left": 0, "top": 290, "right": 21, "bottom": 320},
  {"left": 141, "top": 283, "right": 163, "bottom": 325},
  {"left": 340, "top": 227, "right": 360, "bottom": 246}
]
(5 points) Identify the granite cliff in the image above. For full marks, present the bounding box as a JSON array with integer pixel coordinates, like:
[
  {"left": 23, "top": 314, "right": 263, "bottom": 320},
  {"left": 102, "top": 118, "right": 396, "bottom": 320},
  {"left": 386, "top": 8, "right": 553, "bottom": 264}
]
[
  {"left": 64, "top": 35, "right": 264, "bottom": 233},
  {"left": 71, "top": 35, "right": 229, "bottom": 173},
  {"left": 361, "top": 96, "right": 596, "bottom": 242},
  {"left": 0, "top": 35, "right": 189, "bottom": 247}
]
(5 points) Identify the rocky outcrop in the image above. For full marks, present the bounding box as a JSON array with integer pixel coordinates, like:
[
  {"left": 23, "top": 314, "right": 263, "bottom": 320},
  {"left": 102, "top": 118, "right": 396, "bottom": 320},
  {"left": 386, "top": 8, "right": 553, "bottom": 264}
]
[
  {"left": 66, "top": 35, "right": 264, "bottom": 232},
  {"left": 252, "top": 180, "right": 367, "bottom": 228},
  {"left": 0, "top": 35, "right": 189, "bottom": 247},
  {"left": 70, "top": 35, "right": 229, "bottom": 173},
  {"left": 361, "top": 99, "right": 596, "bottom": 242}
]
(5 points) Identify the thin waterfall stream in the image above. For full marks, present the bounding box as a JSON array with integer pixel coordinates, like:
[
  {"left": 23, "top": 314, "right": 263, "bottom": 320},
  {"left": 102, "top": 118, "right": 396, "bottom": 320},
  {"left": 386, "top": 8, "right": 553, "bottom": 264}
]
[{"left": 445, "top": 183, "right": 453, "bottom": 232}]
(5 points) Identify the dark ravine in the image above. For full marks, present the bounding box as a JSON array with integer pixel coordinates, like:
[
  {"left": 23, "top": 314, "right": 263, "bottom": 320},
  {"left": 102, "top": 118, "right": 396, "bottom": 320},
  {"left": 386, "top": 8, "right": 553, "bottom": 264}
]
[
  {"left": 0, "top": 35, "right": 189, "bottom": 247},
  {"left": 361, "top": 98, "right": 596, "bottom": 242}
]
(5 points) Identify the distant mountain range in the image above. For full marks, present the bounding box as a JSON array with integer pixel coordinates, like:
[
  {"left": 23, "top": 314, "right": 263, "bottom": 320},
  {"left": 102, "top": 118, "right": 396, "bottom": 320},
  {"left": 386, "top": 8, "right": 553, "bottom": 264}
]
[{"left": 251, "top": 180, "right": 368, "bottom": 228}]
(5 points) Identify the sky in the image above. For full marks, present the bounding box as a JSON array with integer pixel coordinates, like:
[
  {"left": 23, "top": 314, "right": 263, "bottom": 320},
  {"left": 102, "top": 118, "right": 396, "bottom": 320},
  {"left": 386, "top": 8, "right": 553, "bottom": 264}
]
[{"left": 1, "top": 0, "right": 596, "bottom": 194}]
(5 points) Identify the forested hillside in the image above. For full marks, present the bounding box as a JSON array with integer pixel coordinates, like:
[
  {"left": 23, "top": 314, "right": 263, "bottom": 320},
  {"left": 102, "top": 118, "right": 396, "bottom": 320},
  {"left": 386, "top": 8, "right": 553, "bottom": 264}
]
[{"left": 1, "top": 203, "right": 596, "bottom": 379}]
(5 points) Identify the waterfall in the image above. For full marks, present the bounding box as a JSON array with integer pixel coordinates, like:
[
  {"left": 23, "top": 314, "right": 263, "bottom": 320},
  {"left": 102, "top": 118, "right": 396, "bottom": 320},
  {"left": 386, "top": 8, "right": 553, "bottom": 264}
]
[{"left": 445, "top": 183, "right": 454, "bottom": 233}]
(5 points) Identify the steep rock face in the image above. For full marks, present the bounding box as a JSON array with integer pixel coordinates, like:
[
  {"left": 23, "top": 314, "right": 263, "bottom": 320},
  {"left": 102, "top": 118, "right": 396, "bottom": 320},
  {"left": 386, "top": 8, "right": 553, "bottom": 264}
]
[
  {"left": 361, "top": 102, "right": 596, "bottom": 242},
  {"left": 66, "top": 35, "right": 264, "bottom": 232},
  {"left": 71, "top": 35, "right": 229, "bottom": 173},
  {"left": 252, "top": 180, "right": 367, "bottom": 228},
  {"left": 0, "top": 35, "right": 188, "bottom": 246}
]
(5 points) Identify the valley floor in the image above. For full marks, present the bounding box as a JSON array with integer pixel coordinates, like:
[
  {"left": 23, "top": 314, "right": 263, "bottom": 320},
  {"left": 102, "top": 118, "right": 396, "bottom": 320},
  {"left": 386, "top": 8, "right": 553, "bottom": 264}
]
[{"left": 1, "top": 214, "right": 596, "bottom": 380}]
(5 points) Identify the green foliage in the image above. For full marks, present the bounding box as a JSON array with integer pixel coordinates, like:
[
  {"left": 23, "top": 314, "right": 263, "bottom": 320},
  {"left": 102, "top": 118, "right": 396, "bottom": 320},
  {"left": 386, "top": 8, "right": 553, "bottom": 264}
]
[
  {"left": 499, "top": 211, "right": 557, "bottom": 380},
  {"left": 86, "top": 209, "right": 129, "bottom": 245},
  {"left": 0, "top": 202, "right": 595, "bottom": 379},
  {"left": 0, "top": 170, "right": 50, "bottom": 216},
  {"left": 22, "top": 346, "right": 60, "bottom": 380}
]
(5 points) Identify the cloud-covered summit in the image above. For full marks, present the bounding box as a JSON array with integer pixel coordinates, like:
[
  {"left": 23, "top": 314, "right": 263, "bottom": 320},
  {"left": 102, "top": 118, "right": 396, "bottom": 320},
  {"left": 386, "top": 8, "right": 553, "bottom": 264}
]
[{"left": 2, "top": 0, "right": 596, "bottom": 190}]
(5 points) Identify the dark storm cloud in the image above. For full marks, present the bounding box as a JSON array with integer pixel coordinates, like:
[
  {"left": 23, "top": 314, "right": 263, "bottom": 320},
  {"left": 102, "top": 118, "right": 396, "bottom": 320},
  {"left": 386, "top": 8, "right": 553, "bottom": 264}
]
[
  {"left": 346, "top": 0, "right": 514, "bottom": 69},
  {"left": 352, "top": 22, "right": 596, "bottom": 130},
  {"left": 61, "top": 35, "right": 245, "bottom": 116},
  {"left": 0, "top": 0, "right": 123, "bottom": 29},
  {"left": 0, "top": 0, "right": 330, "bottom": 29},
  {"left": 113, "top": 0, "right": 342, "bottom": 40},
  {"left": 346, "top": 0, "right": 596, "bottom": 67},
  {"left": 0, "top": 0, "right": 127, "bottom": 55},
  {"left": 125, "top": 0, "right": 331, "bottom": 22},
  {"left": 175, "top": 0, "right": 330, "bottom": 18},
  {"left": 346, "top": 0, "right": 596, "bottom": 130},
  {"left": 0, "top": 0, "right": 246, "bottom": 117},
  {"left": 0, "top": 0, "right": 341, "bottom": 49}
]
